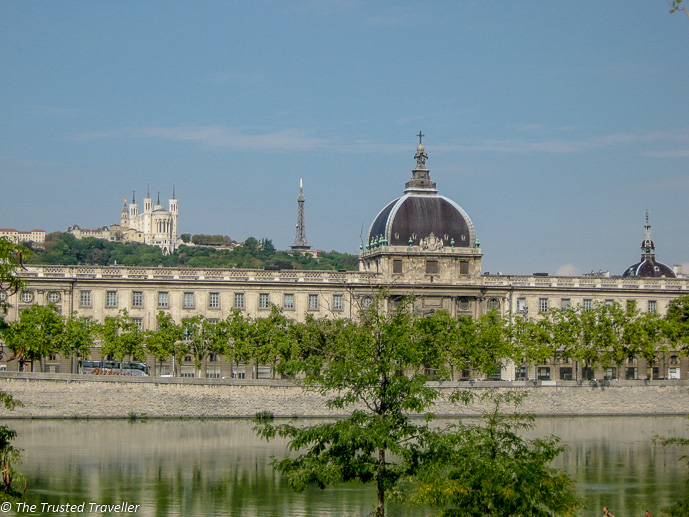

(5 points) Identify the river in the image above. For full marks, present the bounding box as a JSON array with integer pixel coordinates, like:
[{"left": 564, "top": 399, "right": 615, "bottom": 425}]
[{"left": 4, "top": 416, "right": 687, "bottom": 516}]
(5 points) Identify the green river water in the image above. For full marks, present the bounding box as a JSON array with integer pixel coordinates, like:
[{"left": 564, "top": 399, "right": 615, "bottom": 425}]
[{"left": 3, "top": 416, "right": 687, "bottom": 516}]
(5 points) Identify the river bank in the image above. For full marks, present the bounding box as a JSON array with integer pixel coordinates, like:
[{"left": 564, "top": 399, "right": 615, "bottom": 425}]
[{"left": 1, "top": 372, "right": 687, "bottom": 418}]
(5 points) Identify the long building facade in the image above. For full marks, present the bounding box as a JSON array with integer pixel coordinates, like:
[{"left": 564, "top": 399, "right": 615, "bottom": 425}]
[{"left": 2, "top": 140, "right": 687, "bottom": 380}]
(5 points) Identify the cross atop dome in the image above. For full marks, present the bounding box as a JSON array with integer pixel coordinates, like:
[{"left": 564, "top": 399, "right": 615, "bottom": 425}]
[{"left": 406, "top": 132, "right": 435, "bottom": 193}]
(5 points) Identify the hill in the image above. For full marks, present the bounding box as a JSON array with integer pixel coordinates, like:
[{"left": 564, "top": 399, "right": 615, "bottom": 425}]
[{"left": 26, "top": 233, "right": 358, "bottom": 271}]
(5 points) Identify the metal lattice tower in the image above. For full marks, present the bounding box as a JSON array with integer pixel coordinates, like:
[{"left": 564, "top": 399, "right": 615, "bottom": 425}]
[{"left": 290, "top": 179, "right": 311, "bottom": 250}]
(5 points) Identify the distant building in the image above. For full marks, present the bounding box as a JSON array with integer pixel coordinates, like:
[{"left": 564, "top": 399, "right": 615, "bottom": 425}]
[
  {"left": 66, "top": 187, "right": 179, "bottom": 255},
  {"left": 0, "top": 228, "right": 46, "bottom": 249},
  {"left": 118, "top": 188, "right": 179, "bottom": 255},
  {"left": 65, "top": 225, "right": 117, "bottom": 242}
]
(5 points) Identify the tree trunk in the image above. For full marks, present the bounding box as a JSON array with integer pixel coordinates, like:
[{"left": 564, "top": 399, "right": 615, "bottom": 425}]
[{"left": 376, "top": 448, "right": 385, "bottom": 517}]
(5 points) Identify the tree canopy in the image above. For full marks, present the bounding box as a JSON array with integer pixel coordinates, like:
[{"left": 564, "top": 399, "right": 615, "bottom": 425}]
[{"left": 27, "top": 232, "right": 357, "bottom": 270}]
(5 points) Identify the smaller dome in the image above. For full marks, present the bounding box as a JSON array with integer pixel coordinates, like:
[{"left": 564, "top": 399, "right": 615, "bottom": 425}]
[{"left": 622, "top": 211, "right": 676, "bottom": 278}]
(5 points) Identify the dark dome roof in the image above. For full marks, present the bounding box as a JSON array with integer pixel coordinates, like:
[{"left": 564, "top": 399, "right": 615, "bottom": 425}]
[
  {"left": 368, "top": 193, "right": 476, "bottom": 248},
  {"left": 366, "top": 137, "right": 476, "bottom": 249},
  {"left": 622, "top": 211, "right": 676, "bottom": 278},
  {"left": 623, "top": 258, "right": 676, "bottom": 278}
]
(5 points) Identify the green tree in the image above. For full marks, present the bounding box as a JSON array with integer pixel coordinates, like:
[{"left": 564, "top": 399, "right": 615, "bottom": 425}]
[
  {"left": 5, "top": 304, "right": 64, "bottom": 372},
  {"left": 99, "top": 309, "right": 145, "bottom": 367},
  {"left": 61, "top": 313, "right": 98, "bottom": 373},
  {"left": 181, "top": 316, "right": 227, "bottom": 378},
  {"left": 0, "top": 395, "right": 26, "bottom": 501},
  {"left": 409, "top": 390, "right": 582, "bottom": 516},
  {"left": 254, "top": 294, "right": 441, "bottom": 517},
  {"left": 0, "top": 239, "right": 27, "bottom": 501},
  {"left": 0, "top": 238, "right": 30, "bottom": 315},
  {"left": 145, "top": 312, "right": 183, "bottom": 376},
  {"left": 665, "top": 295, "right": 689, "bottom": 356}
]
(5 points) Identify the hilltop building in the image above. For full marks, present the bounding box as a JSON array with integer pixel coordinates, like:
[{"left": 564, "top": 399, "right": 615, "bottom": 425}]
[
  {"left": 0, "top": 228, "right": 46, "bottom": 249},
  {"left": 117, "top": 188, "right": 179, "bottom": 255},
  {"left": 4, "top": 137, "right": 688, "bottom": 381},
  {"left": 66, "top": 187, "right": 179, "bottom": 255}
]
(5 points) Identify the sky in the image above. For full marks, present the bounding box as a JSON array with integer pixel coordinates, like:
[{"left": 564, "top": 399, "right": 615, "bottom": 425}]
[{"left": 1, "top": 1, "right": 688, "bottom": 276}]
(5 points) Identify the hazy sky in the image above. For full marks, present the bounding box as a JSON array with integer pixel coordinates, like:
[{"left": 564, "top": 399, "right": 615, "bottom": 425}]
[{"left": 2, "top": 1, "right": 688, "bottom": 275}]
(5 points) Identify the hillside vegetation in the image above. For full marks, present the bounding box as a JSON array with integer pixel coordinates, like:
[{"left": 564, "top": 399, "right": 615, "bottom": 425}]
[{"left": 27, "top": 233, "right": 358, "bottom": 270}]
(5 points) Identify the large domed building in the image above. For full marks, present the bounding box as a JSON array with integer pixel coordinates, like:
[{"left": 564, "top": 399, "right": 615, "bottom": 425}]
[
  {"left": 359, "top": 134, "right": 483, "bottom": 285},
  {"left": 623, "top": 211, "right": 676, "bottom": 278}
]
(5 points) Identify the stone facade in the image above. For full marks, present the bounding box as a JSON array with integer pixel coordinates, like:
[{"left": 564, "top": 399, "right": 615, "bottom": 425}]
[
  {"left": 0, "top": 228, "right": 46, "bottom": 249},
  {"left": 2, "top": 263, "right": 689, "bottom": 381},
  {"left": 0, "top": 373, "right": 687, "bottom": 419}
]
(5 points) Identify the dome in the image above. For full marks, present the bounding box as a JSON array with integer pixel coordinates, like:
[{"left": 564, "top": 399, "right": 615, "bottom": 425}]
[
  {"left": 623, "top": 259, "right": 675, "bottom": 278},
  {"left": 622, "top": 210, "right": 676, "bottom": 278},
  {"left": 366, "top": 136, "right": 476, "bottom": 249}
]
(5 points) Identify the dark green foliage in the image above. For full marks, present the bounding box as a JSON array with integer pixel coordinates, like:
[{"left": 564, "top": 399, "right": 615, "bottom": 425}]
[
  {"left": 28, "top": 233, "right": 358, "bottom": 270},
  {"left": 254, "top": 295, "right": 439, "bottom": 517},
  {"left": 408, "top": 391, "right": 582, "bottom": 516}
]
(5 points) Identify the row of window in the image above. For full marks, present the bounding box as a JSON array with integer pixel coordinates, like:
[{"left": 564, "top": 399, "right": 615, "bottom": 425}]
[
  {"left": 517, "top": 298, "right": 659, "bottom": 313},
  {"left": 78, "top": 290, "right": 345, "bottom": 312},
  {"left": 391, "top": 259, "right": 471, "bottom": 275}
]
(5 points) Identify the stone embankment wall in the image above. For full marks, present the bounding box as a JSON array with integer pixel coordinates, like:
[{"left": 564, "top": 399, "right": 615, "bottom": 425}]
[{"left": 0, "top": 372, "right": 687, "bottom": 419}]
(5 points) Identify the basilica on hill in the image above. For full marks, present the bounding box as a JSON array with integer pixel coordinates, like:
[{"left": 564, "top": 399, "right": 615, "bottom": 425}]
[
  {"left": 3, "top": 136, "right": 687, "bottom": 381},
  {"left": 66, "top": 187, "right": 179, "bottom": 255}
]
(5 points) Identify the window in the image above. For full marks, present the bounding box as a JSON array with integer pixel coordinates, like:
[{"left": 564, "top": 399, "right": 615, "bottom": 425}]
[
  {"left": 362, "top": 296, "right": 373, "bottom": 308},
  {"left": 208, "top": 353, "right": 218, "bottom": 362},
  {"left": 308, "top": 294, "right": 318, "bottom": 310},
  {"left": 626, "top": 367, "right": 638, "bottom": 380},
  {"left": 0, "top": 292, "right": 5, "bottom": 302},
  {"left": 583, "top": 299, "right": 592, "bottom": 311},
  {"left": 460, "top": 260, "right": 469, "bottom": 275},
  {"left": 106, "top": 291, "right": 117, "bottom": 308},
  {"left": 132, "top": 317, "right": 143, "bottom": 330},
  {"left": 393, "top": 259, "right": 403, "bottom": 274},
  {"left": 47, "top": 291, "right": 60, "bottom": 303},
  {"left": 284, "top": 293, "right": 295, "bottom": 310},
  {"left": 259, "top": 293, "right": 270, "bottom": 310},
  {"left": 670, "top": 355, "right": 679, "bottom": 365},
  {"left": 604, "top": 367, "right": 617, "bottom": 380},
  {"left": 21, "top": 291, "right": 33, "bottom": 304},
  {"left": 605, "top": 299, "right": 614, "bottom": 307},
  {"left": 234, "top": 293, "right": 245, "bottom": 309},
  {"left": 648, "top": 300, "right": 657, "bottom": 313},
  {"left": 132, "top": 291, "right": 143, "bottom": 307},
  {"left": 517, "top": 298, "right": 527, "bottom": 313},
  {"left": 581, "top": 367, "right": 595, "bottom": 380},
  {"left": 333, "top": 294, "right": 343, "bottom": 311},
  {"left": 537, "top": 367, "right": 551, "bottom": 381},
  {"left": 158, "top": 292, "right": 169, "bottom": 308},
  {"left": 425, "top": 260, "right": 439, "bottom": 275},
  {"left": 459, "top": 297, "right": 470, "bottom": 311},
  {"left": 487, "top": 298, "right": 500, "bottom": 311},
  {"left": 48, "top": 353, "right": 58, "bottom": 361},
  {"left": 207, "top": 367, "right": 221, "bottom": 379},
  {"left": 560, "top": 367, "right": 573, "bottom": 381},
  {"left": 209, "top": 292, "right": 220, "bottom": 309},
  {"left": 183, "top": 292, "right": 195, "bottom": 308},
  {"left": 80, "top": 290, "right": 91, "bottom": 307},
  {"left": 538, "top": 298, "right": 548, "bottom": 313},
  {"left": 561, "top": 298, "right": 571, "bottom": 310},
  {"left": 515, "top": 364, "right": 528, "bottom": 381}
]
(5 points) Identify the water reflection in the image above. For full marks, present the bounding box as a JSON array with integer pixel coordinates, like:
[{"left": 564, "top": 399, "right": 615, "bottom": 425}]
[{"left": 8, "top": 416, "right": 687, "bottom": 516}]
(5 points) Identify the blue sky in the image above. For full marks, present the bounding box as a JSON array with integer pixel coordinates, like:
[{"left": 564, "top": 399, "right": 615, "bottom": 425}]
[{"left": 2, "top": 1, "right": 688, "bottom": 275}]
